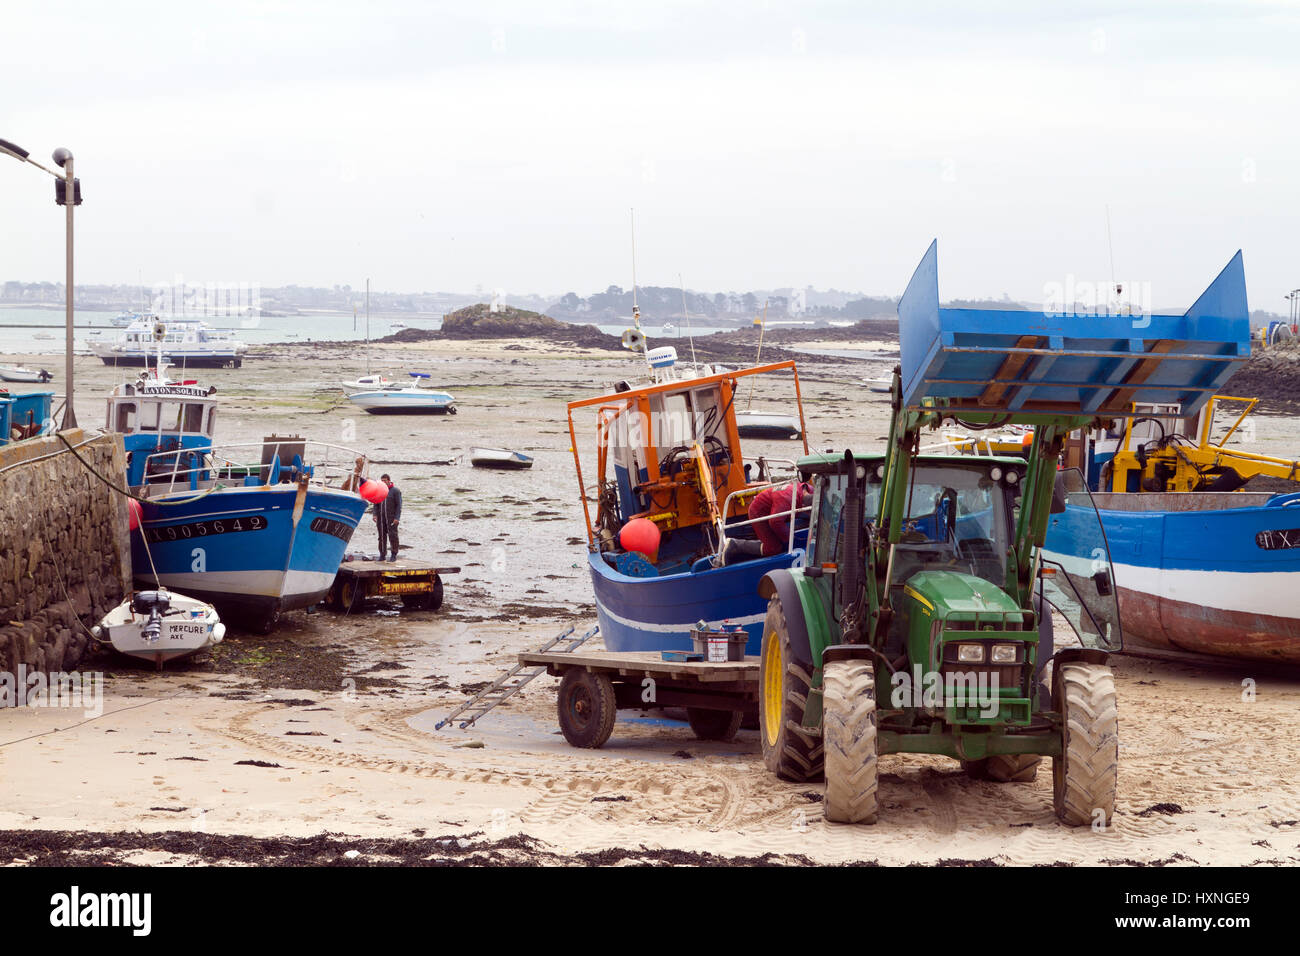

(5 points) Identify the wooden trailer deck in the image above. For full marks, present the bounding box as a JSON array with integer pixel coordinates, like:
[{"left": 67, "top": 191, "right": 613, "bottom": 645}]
[{"left": 517, "top": 649, "right": 760, "bottom": 748}]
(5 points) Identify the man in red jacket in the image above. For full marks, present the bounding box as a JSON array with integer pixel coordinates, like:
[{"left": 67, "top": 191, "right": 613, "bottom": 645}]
[{"left": 747, "top": 481, "right": 813, "bottom": 556}]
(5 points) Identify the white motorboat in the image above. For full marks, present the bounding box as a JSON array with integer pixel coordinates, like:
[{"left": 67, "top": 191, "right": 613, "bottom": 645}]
[
  {"left": 91, "top": 317, "right": 248, "bottom": 368},
  {"left": 340, "top": 373, "right": 393, "bottom": 392},
  {"left": 92, "top": 589, "right": 225, "bottom": 669},
  {"left": 345, "top": 372, "right": 457, "bottom": 415},
  {"left": 734, "top": 409, "right": 802, "bottom": 439},
  {"left": 469, "top": 446, "right": 533, "bottom": 470},
  {"left": 0, "top": 364, "right": 52, "bottom": 383}
]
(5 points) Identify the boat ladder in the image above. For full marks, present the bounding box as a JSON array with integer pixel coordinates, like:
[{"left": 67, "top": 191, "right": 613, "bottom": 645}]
[{"left": 435, "top": 624, "right": 598, "bottom": 730}]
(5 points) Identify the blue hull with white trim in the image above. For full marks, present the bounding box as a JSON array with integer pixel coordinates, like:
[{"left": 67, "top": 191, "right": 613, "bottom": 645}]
[
  {"left": 134, "top": 485, "right": 367, "bottom": 619},
  {"left": 588, "top": 549, "right": 803, "bottom": 655},
  {"left": 1044, "top": 491, "right": 1300, "bottom": 663}
]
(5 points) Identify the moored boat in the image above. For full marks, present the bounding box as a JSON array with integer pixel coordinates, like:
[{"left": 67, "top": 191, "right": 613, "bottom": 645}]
[
  {"left": 344, "top": 372, "right": 457, "bottom": 415},
  {"left": 470, "top": 447, "right": 533, "bottom": 470},
  {"left": 92, "top": 589, "right": 225, "bottom": 669},
  {"left": 92, "top": 317, "right": 248, "bottom": 368},
  {"left": 568, "top": 337, "right": 811, "bottom": 654},
  {"left": 734, "top": 409, "right": 803, "bottom": 439},
  {"left": 108, "top": 362, "right": 372, "bottom": 631},
  {"left": 0, "top": 363, "right": 52, "bottom": 383}
]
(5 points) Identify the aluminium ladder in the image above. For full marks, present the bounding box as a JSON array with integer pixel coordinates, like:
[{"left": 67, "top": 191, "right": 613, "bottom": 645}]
[{"left": 435, "top": 624, "right": 598, "bottom": 730}]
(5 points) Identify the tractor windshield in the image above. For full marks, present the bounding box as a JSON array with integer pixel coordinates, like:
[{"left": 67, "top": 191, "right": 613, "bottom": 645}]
[
  {"left": 1041, "top": 467, "right": 1123, "bottom": 651},
  {"left": 889, "top": 462, "right": 1013, "bottom": 588}
]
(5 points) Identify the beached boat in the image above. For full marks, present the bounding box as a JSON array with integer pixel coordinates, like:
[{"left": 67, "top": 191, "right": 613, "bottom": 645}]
[
  {"left": 91, "top": 317, "right": 248, "bottom": 368},
  {"left": 344, "top": 372, "right": 457, "bottom": 414},
  {"left": 107, "top": 361, "right": 372, "bottom": 631},
  {"left": 92, "top": 589, "right": 225, "bottom": 669},
  {"left": 0, "top": 389, "right": 53, "bottom": 445},
  {"left": 568, "top": 340, "right": 811, "bottom": 654},
  {"left": 1041, "top": 252, "right": 1300, "bottom": 663},
  {"left": 0, "top": 363, "right": 52, "bottom": 383},
  {"left": 470, "top": 447, "right": 533, "bottom": 470},
  {"left": 734, "top": 409, "right": 803, "bottom": 439}
]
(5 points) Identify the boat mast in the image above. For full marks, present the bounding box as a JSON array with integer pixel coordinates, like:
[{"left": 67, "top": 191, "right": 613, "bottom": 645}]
[
  {"left": 679, "top": 272, "right": 698, "bottom": 367},
  {"left": 365, "top": 278, "right": 370, "bottom": 377},
  {"left": 745, "top": 300, "right": 768, "bottom": 410}
]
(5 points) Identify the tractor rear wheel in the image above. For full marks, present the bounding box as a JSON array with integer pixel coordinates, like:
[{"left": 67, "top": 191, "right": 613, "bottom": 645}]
[
  {"left": 962, "top": 754, "right": 1041, "bottom": 782},
  {"left": 822, "top": 659, "right": 878, "bottom": 824},
  {"left": 1053, "top": 662, "right": 1118, "bottom": 826},
  {"left": 759, "top": 595, "right": 823, "bottom": 781}
]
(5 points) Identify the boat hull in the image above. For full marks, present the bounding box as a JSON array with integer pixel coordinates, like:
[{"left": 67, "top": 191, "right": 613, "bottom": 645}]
[
  {"left": 1044, "top": 492, "right": 1300, "bottom": 663},
  {"left": 587, "top": 550, "right": 802, "bottom": 654},
  {"left": 132, "top": 485, "right": 367, "bottom": 621},
  {"left": 96, "top": 353, "right": 243, "bottom": 368}
]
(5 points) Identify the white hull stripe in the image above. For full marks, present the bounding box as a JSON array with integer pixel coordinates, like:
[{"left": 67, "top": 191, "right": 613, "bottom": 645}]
[{"left": 596, "top": 602, "right": 766, "bottom": 634}]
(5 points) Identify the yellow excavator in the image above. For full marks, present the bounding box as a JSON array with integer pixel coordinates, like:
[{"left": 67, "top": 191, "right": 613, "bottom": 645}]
[{"left": 1099, "top": 394, "right": 1300, "bottom": 493}]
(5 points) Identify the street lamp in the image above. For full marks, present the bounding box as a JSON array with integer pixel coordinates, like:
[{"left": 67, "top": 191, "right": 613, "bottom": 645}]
[{"left": 0, "top": 136, "right": 81, "bottom": 429}]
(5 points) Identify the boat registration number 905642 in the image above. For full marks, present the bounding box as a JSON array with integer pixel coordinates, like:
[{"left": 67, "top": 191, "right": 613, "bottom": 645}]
[{"left": 144, "top": 515, "right": 268, "bottom": 542}]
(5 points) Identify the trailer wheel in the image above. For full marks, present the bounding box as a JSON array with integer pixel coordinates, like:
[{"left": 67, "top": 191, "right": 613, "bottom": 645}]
[
  {"left": 1053, "top": 662, "right": 1118, "bottom": 826},
  {"left": 961, "top": 754, "right": 1041, "bottom": 782},
  {"left": 759, "top": 595, "right": 823, "bottom": 781},
  {"left": 822, "top": 659, "right": 878, "bottom": 824},
  {"left": 339, "top": 578, "right": 364, "bottom": 613},
  {"left": 687, "top": 707, "right": 743, "bottom": 741},
  {"left": 557, "top": 669, "right": 616, "bottom": 749}
]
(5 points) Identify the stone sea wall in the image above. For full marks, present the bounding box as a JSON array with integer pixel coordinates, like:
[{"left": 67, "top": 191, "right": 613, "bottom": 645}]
[{"left": 0, "top": 430, "right": 131, "bottom": 678}]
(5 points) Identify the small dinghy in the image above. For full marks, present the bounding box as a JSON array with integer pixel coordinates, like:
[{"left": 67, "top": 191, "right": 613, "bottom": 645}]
[
  {"left": 469, "top": 446, "right": 534, "bottom": 470},
  {"left": 92, "top": 589, "right": 225, "bottom": 669},
  {"left": 0, "top": 364, "right": 53, "bottom": 383},
  {"left": 734, "top": 409, "right": 802, "bottom": 439}
]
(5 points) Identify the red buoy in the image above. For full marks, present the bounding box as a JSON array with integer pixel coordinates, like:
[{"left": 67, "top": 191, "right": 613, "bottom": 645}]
[
  {"left": 127, "top": 498, "right": 142, "bottom": 531},
  {"left": 359, "top": 479, "right": 389, "bottom": 503},
  {"left": 619, "top": 517, "right": 661, "bottom": 563}
]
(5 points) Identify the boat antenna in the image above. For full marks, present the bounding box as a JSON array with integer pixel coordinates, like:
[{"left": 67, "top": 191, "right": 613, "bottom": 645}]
[
  {"left": 365, "top": 278, "right": 371, "bottom": 377},
  {"left": 745, "top": 300, "right": 768, "bottom": 411},
  {"left": 679, "top": 272, "right": 698, "bottom": 367},
  {"left": 1105, "top": 204, "right": 1120, "bottom": 310},
  {"left": 630, "top": 208, "right": 641, "bottom": 331}
]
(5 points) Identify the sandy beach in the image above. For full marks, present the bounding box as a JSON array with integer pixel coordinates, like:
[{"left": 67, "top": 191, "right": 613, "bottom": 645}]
[{"left": 2, "top": 339, "right": 1299, "bottom": 866}]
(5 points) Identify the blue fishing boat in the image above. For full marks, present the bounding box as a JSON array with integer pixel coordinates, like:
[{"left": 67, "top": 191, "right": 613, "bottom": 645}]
[
  {"left": 567, "top": 341, "right": 811, "bottom": 654},
  {"left": 1039, "top": 252, "right": 1300, "bottom": 663},
  {"left": 107, "top": 366, "right": 371, "bottom": 631}
]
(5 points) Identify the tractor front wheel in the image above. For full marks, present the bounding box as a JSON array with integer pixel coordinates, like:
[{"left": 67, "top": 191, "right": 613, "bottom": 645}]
[
  {"left": 759, "top": 595, "right": 823, "bottom": 781},
  {"left": 1053, "top": 662, "right": 1118, "bottom": 826},
  {"left": 822, "top": 659, "right": 879, "bottom": 824}
]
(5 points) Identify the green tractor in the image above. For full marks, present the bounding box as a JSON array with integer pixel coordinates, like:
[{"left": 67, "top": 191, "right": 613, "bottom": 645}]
[
  {"left": 758, "top": 382, "right": 1122, "bottom": 825},
  {"left": 757, "top": 240, "right": 1249, "bottom": 826}
]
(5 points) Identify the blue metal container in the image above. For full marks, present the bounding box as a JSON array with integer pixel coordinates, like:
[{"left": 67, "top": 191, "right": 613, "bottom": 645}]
[{"left": 898, "top": 241, "right": 1252, "bottom": 418}]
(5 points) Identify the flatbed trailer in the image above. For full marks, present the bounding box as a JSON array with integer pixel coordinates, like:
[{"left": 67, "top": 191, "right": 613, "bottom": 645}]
[
  {"left": 517, "top": 649, "right": 759, "bottom": 748},
  {"left": 326, "top": 557, "right": 460, "bottom": 612}
]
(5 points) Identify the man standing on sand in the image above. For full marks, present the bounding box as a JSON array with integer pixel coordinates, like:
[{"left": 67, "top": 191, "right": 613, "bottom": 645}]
[{"left": 374, "top": 473, "right": 403, "bottom": 562}]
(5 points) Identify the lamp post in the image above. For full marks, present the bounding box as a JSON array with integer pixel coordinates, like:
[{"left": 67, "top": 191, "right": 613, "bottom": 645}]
[{"left": 0, "top": 137, "right": 81, "bottom": 429}]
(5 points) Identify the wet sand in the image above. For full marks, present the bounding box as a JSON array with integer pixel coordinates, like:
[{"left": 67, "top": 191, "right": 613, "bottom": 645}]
[{"left": 1, "top": 340, "right": 1299, "bottom": 866}]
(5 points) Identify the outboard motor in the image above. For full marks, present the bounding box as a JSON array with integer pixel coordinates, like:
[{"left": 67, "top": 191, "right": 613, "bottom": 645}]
[{"left": 131, "top": 590, "right": 171, "bottom": 645}]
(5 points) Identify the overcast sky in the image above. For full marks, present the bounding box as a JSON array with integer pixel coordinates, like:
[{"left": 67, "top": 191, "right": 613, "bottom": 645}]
[{"left": 2, "top": 1, "right": 1297, "bottom": 309}]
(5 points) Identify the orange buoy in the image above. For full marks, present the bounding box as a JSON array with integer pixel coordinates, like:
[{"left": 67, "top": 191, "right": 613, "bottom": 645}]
[
  {"left": 359, "top": 479, "right": 389, "bottom": 503},
  {"left": 619, "top": 517, "right": 661, "bottom": 563},
  {"left": 127, "top": 498, "right": 142, "bottom": 531}
]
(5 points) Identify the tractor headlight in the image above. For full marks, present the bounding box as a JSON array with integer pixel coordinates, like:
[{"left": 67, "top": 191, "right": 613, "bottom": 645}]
[
  {"left": 956, "top": 643, "right": 985, "bottom": 663},
  {"left": 1005, "top": 469, "right": 1020, "bottom": 485},
  {"left": 991, "top": 643, "right": 1019, "bottom": 663},
  {"left": 989, "top": 466, "right": 1003, "bottom": 482}
]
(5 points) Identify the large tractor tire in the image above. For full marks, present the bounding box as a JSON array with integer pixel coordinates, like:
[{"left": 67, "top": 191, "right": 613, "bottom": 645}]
[
  {"left": 1053, "top": 662, "right": 1119, "bottom": 826},
  {"left": 822, "top": 659, "right": 879, "bottom": 824},
  {"left": 759, "top": 595, "right": 823, "bottom": 781}
]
